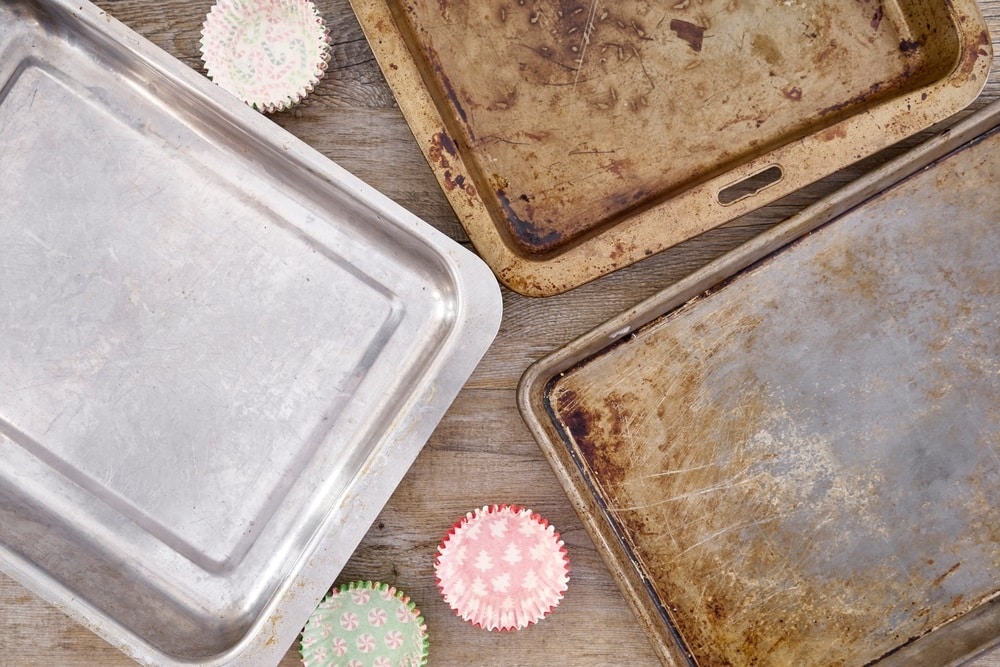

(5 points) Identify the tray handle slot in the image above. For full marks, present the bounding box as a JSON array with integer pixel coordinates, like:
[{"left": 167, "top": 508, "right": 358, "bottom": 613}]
[{"left": 717, "top": 165, "right": 783, "bottom": 206}]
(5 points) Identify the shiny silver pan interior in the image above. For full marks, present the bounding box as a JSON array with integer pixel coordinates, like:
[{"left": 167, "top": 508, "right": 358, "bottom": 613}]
[{"left": 0, "top": 1, "right": 502, "bottom": 664}]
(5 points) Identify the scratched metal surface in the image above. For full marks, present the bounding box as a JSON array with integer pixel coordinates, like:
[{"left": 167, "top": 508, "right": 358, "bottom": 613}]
[
  {"left": 351, "top": 0, "right": 990, "bottom": 294},
  {"left": 539, "top": 119, "right": 1000, "bottom": 664},
  {"left": 0, "top": 1, "right": 501, "bottom": 665}
]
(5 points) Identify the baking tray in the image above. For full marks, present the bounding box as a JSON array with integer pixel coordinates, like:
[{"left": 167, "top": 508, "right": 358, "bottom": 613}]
[
  {"left": 0, "top": 1, "right": 502, "bottom": 665},
  {"left": 349, "top": 0, "right": 991, "bottom": 296},
  {"left": 519, "top": 99, "right": 1000, "bottom": 665}
]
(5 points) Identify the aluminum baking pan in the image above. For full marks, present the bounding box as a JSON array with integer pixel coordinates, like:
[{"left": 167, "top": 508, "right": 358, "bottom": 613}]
[
  {"left": 519, "top": 99, "right": 1000, "bottom": 665},
  {"left": 0, "top": 1, "right": 502, "bottom": 665},
  {"left": 350, "top": 0, "right": 991, "bottom": 296}
]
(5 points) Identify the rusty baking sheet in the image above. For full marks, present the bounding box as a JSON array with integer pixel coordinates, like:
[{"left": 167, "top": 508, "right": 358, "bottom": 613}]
[
  {"left": 519, "top": 100, "right": 1000, "bottom": 665},
  {"left": 349, "top": 0, "right": 991, "bottom": 295}
]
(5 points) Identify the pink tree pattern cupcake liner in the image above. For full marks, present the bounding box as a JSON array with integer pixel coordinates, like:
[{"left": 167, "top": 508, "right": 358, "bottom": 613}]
[{"left": 435, "top": 504, "right": 570, "bottom": 631}]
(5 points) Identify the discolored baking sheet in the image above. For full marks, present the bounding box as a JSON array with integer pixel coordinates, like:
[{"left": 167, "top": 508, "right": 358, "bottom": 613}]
[
  {"left": 0, "top": 1, "right": 501, "bottom": 665},
  {"left": 519, "top": 101, "right": 1000, "bottom": 665},
  {"left": 350, "top": 0, "right": 990, "bottom": 295}
]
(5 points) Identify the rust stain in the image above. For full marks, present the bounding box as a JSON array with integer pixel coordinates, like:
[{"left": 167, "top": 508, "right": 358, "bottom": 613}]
[
  {"left": 554, "top": 387, "right": 647, "bottom": 491},
  {"left": 955, "top": 30, "right": 991, "bottom": 81},
  {"left": 716, "top": 110, "right": 765, "bottom": 132},
  {"left": 812, "top": 38, "right": 841, "bottom": 65},
  {"left": 818, "top": 125, "right": 848, "bottom": 142},
  {"left": 487, "top": 87, "right": 519, "bottom": 111},
  {"left": 607, "top": 158, "right": 631, "bottom": 177},
  {"left": 819, "top": 82, "right": 882, "bottom": 116},
  {"left": 422, "top": 42, "right": 473, "bottom": 129},
  {"left": 554, "top": 388, "right": 609, "bottom": 481},
  {"left": 435, "top": 131, "right": 457, "bottom": 157},
  {"left": 429, "top": 131, "right": 478, "bottom": 202},
  {"left": 898, "top": 37, "right": 924, "bottom": 53},
  {"left": 442, "top": 170, "right": 462, "bottom": 190},
  {"left": 670, "top": 19, "right": 706, "bottom": 52},
  {"left": 608, "top": 188, "right": 648, "bottom": 212},
  {"left": 522, "top": 130, "right": 550, "bottom": 142},
  {"left": 932, "top": 562, "right": 962, "bottom": 587},
  {"left": 551, "top": 303, "right": 826, "bottom": 664},
  {"left": 609, "top": 239, "right": 632, "bottom": 261},
  {"left": 782, "top": 85, "right": 802, "bottom": 101},
  {"left": 496, "top": 189, "right": 562, "bottom": 252},
  {"left": 263, "top": 612, "right": 284, "bottom": 647},
  {"left": 871, "top": 2, "right": 884, "bottom": 30},
  {"left": 427, "top": 131, "right": 455, "bottom": 170},
  {"left": 437, "top": 64, "right": 469, "bottom": 125},
  {"left": 751, "top": 34, "right": 782, "bottom": 66}
]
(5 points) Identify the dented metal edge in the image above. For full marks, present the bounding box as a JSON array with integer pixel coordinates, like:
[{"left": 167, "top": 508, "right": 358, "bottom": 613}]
[
  {"left": 351, "top": 0, "right": 992, "bottom": 297},
  {"left": 516, "top": 98, "right": 1000, "bottom": 665},
  {"left": 0, "top": 1, "right": 503, "bottom": 665}
]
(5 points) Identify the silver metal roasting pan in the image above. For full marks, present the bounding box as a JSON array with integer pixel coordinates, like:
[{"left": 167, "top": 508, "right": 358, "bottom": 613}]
[{"left": 0, "top": 1, "right": 502, "bottom": 664}]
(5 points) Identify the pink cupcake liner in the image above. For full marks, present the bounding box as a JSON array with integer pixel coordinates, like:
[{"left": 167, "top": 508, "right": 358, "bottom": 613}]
[
  {"left": 200, "top": 0, "right": 331, "bottom": 113},
  {"left": 435, "top": 504, "right": 570, "bottom": 631}
]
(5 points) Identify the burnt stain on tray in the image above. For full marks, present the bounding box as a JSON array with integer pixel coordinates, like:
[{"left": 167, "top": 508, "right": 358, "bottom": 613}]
[
  {"left": 429, "top": 131, "right": 479, "bottom": 205},
  {"left": 497, "top": 188, "right": 563, "bottom": 250},
  {"left": 957, "top": 30, "right": 992, "bottom": 80},
  {"left": 669, "top": 19, "right": 705, "bottom": 52}
]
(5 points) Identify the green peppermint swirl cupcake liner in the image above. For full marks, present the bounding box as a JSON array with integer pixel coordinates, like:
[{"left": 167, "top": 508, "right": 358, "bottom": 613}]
[
  {"left": 200, "top": 0, "right": 331, "bottom": 113},
  {"left": 300, "top": 581, "right": 428, "bottom": 667}
]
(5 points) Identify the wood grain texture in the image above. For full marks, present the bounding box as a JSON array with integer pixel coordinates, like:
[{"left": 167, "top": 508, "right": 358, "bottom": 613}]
[{"left": 1, "top": 0, "right": 999, "bottom": 665}]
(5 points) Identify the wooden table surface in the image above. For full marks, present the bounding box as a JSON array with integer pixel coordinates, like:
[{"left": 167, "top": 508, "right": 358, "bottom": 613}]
[{"left": 1, "top": 1, "right": 999, "bottom": 665}]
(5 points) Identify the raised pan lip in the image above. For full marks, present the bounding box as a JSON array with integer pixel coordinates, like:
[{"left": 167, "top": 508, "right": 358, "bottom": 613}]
[{"left": 0, "top": 1, "right": 503, "bottom": 665}]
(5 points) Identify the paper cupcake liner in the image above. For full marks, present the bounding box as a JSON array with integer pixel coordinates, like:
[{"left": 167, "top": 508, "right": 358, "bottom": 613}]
[
  {"left": 300, "top": 581, "right": 429, "bottom": 667},
  {"left": 435, "top": 504, "right": 570, "bottom": 631},
  {"left": 200, "top": 0, "right": 331, "bottom": 113}
]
